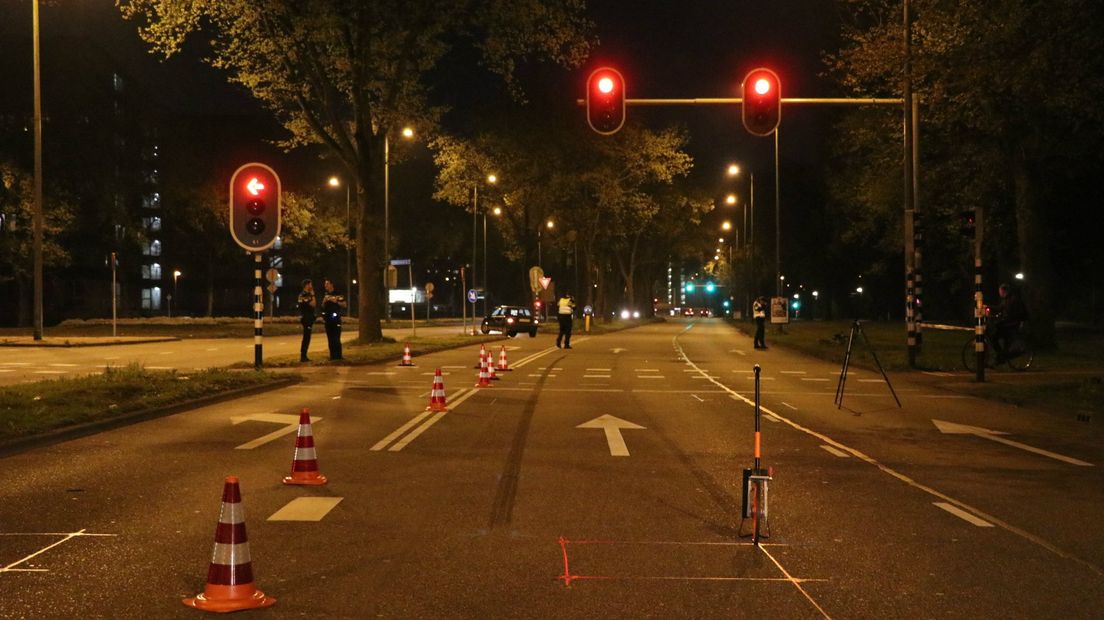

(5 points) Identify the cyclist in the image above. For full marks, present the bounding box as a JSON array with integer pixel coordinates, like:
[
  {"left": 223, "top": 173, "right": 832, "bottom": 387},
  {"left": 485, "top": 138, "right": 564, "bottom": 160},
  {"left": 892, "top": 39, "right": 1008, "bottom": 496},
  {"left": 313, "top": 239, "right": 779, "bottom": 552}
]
[{"left": 990, "top": 283, "right": 1028, "bottom": 362}]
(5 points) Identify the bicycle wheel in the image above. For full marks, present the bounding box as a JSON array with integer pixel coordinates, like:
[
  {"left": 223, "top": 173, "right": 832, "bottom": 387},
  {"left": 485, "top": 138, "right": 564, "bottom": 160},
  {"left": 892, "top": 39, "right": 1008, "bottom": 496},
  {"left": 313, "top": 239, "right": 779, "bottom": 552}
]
[
  {"left": 962, "top": 338, "right": 979, "bottom": 372},
  {"left": 1006, "top": 340, "right": 1035, "bottom": 371}
]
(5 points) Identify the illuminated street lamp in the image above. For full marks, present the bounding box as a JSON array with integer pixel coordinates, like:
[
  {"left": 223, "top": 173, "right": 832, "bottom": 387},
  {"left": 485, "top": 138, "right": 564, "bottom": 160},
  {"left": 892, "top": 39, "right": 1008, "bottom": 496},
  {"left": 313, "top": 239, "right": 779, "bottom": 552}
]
[
  {"left": 722, "top": 221, "right": 732, "bottom": 231},
  {"left": 170, "top": 269, "right": 182, "bottom": 318},
  {"left": 725, "top": 194, "right": 737, "bottom": 206}
]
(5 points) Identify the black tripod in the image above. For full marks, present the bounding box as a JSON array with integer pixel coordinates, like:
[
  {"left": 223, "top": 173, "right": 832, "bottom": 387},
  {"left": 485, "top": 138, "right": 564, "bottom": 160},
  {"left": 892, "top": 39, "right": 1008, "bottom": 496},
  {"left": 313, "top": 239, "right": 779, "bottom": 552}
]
[{"left": 834, "top": 320, "right": 901, "bottom": 409}]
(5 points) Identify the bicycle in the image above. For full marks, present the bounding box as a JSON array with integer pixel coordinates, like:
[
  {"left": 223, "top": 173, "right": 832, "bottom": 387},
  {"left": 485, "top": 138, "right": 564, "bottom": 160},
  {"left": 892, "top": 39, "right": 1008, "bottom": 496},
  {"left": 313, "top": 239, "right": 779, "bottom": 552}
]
[{"left": 961, "top": 327, "right": 1034, "bottom": 372}]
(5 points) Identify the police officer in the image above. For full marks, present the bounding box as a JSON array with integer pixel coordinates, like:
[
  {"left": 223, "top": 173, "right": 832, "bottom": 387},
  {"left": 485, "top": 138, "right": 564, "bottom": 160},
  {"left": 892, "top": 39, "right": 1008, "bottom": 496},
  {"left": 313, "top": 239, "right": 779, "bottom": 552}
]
[
  {"left": 556, "top": 292, "right": 576, "bottom": 349},
  {"left": 321, "top": 278, "right": 347, "bottom": 361},
  {"left": 753, "top": 296, "right": 768, "bottom": 350},
  {"left": 297, "top": 279, "right": 316, "bottom": 362}
]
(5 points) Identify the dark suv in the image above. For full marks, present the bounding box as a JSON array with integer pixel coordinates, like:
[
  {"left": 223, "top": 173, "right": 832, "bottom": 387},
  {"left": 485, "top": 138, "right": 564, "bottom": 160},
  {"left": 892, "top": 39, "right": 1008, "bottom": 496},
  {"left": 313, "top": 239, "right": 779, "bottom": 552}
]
[{"left": 481, "top": 305, "right": 539, "bottom": 338}]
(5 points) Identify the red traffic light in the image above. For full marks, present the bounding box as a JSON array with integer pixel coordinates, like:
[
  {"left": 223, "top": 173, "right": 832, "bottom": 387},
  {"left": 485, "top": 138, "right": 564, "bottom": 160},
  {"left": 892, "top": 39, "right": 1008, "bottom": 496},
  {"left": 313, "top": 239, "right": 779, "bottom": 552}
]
[
  {"left": 586, "top": 67, "right": 626, "bottom": 135},
  {"left": 742, "top": 68, "right": 781, "bottom": 137},
  {"left": 229, "top": 163, "right": 281, "bottom": 251}
]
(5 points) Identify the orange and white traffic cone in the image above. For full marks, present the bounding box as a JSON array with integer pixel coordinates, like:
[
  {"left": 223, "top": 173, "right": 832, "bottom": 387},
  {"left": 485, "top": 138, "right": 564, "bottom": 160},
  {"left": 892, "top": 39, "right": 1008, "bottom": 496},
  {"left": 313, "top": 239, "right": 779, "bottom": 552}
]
[
  {"left": 488, "top": 356, "right": 499, "bottom": 381},
  {"left": 398, "top": 344, "right": 415, "bottom": 367},
  {"left": 497, "top": 346, "right": 512, "bottom": 371},
  {"left": 183, "top": 476, "right": 276, "bottom": 612},
  {"left": 474, "top": 344, "right": 487, "bottom": 368},
  {"left": 282, "top": 408, "right": 327, "bottom": 486},
  {"left": 426, "top": 368, "right": 449, "bottom": 412},
  {"left": 475, "top": 354, "right": 492, "bottom": 388}
]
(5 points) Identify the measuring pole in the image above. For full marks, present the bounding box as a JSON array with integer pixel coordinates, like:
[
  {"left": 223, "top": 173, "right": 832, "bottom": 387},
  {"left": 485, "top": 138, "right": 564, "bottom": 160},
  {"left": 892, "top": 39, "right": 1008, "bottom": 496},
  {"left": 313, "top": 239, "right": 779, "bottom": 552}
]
[
  {"left": 409, "top": 262, "right": 416, "bottom": 338},
  {"left": 974, "top": 206, "right": 985, "bottom": 382},
  {"left": 253, "top": 253, "right": 264, "bottom": 369},
  {"left": 753, "top": 364, "right": 762, "bottom": 471}
]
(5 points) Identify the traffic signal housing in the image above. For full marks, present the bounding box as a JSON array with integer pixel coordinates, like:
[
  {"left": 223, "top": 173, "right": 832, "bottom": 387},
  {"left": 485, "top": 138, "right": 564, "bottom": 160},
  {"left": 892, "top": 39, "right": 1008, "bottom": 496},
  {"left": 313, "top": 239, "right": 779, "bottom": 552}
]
[
  {"left": 960, "top": 210, "right": 976, "bottom": 239},
  {"left": 229, "top": 163, "right": 281, "bottom": 251},
  {"left": 586, "top": 67, "right": 626, "bottom": 136},
  {"left": 741, "top": 68, "right": 781, "bottom": 136}
]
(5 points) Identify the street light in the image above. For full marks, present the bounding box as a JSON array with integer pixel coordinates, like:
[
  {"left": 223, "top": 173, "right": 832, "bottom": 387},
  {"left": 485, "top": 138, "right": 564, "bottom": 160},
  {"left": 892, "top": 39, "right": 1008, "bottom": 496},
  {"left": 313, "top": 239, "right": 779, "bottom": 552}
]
[
  {"left": 172, "top": 270, "right": 182, "bottom": 318},
  {"left": 327, "top": 175, "right": 353, "bottom": 317},
  {"left": 725, "top": 194, "right": 737, "bottom": 206},
  {"left": 538, "top": 219, "right": 554, "bottom": 267},
  {"left": 471, "top": 173, "right": 498, "bottom": 332},
  {"left": 722, "top": 221, "right": 732, "bottom": 231},
  {"left": 384, "top": 126, "right": 416, "bottom": 320}
]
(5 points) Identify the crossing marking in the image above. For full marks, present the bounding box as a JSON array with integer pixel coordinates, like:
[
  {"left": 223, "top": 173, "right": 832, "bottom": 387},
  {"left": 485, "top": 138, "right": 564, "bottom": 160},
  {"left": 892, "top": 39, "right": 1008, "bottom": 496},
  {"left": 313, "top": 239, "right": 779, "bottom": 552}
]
[
  {"left": 267, "top": 497, "right": 343, "bottom": 521},
  {"left": 232, "top": 413, "right": 318, "bottom": 450},
  {"left": 820, "top": 445, "right": 850, "bottom": 458},
  {"left": 933, "top": 502, "right": 993, "bottom": 527},
  {"left": 801, "top": 378, "right": 830, "bottom": 382},
  {"left": 584, "top": 374, "right": 611, "bottom": 379}
]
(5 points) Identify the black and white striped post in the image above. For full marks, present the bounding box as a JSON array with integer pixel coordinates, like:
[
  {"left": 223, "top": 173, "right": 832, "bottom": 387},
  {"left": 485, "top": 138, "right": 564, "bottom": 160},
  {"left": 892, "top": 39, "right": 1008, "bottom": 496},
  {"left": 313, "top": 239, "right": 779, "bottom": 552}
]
[
  {"left": 253, "top": 252, "right": 264, "bottom": 370},
  {"left": 973, "top": 205, "right": 985, "bottom": 382}
]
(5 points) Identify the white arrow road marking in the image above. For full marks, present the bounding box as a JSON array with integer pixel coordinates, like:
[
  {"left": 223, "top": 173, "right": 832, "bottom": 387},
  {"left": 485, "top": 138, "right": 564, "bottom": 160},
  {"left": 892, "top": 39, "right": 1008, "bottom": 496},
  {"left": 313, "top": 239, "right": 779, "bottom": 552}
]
[
  {"left": 231, "top": 413, "right": 319, "bottom": 450},
  {"left": 576, "top": 415, "right": 645, "bottom": 457},
  {"left": 267, "top": 497, "right": 343, "bottom": 521},
  {"left": 933, "top": 502, "right": 993, "bottom": 527},
  {"left": 932, "top": 419, "right": 1093, "bottom": 467}
]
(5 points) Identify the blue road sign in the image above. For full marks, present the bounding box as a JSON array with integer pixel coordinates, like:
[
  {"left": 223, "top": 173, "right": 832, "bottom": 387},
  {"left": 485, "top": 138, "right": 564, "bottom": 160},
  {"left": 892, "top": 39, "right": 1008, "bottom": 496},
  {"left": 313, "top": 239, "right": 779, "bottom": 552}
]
[{"left": 467, "top": 289, "right": 478, "bottom": 303}]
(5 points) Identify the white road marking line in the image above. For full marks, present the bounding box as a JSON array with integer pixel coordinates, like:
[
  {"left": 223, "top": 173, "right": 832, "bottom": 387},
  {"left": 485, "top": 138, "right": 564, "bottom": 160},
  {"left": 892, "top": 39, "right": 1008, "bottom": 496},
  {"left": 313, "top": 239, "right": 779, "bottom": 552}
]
[
  {"left": 780, "top": 370, "right": 806, "bottom": 375},
  {"left": 584, "top": 374, "right": 611, "bottom": 378},
  {"left": 801, "top": 378, "right": 830, "bottom": 382},
  {"left": 635, "top": 368, "right": 660, "bottom": 372},
  {"left": 34, "top": 370, "right": 68, "bottom": 374},
  {"left": 331, "top": 395, "right": 341, "bottom": 400},
  {"left": 763, "top": 414, "right": 780, "bottom": 423},
  {"left": 917, "top": 395, "right": 973, "bottom": 399},
  {"left": 443, "top": 365, "right": 466, "bottom": 369},
  {"left": 780, "top": 402, "right": 798, "bottom": 410},
  {"left": 371, "top": 411, "right": 435, "bottom": 451},
  {"left": 858, "top": 379, "right": 885, "bottom": 383},
  {"left": 587, "top": 368, "right": 612, "bottom": 371},
  {"left": 734, "top": 350, "right": 747, "bottom": 356},
  {"left": 388, "top": 388, "right": 481, "bottom": 451},
  {"left": 747, "top": 376, "right": 776, "bottom": 381},
  {"left": 48, "top": 363, "right": 78, "bottom": 367},
  {"left": 527, "top": 373, "right": 544, "bottom": 377},
  {"left": 636, "top": 375, "right": 665, "bottom": 380},
  {"left": 682, "top": 369, "right": 700, "bottom": 372},
  {"left": 205, "top": 348, "right": 220, "bottom": 351},
  {"left": 691, "top": 394, "right": 704, "bottom": 402},
  {"left": 933, "top": 502, "right": 993, "bottom": 527},
  {"left": 820, "top": 445, "right": 850, "bottom": 458},
  {"left": 232, "top": 413, "right": 317, "bottom": 450},
  {"left": 1, "top": 362, "right": 31, "bottom": 366},
  {"left": 923, "top": 371, "right": 953, "bottom": 377},
  {"left": 267, "top": 497, "right": 343, "bottom": 521},
  {"left": 421, "top": 372, "right": 451, "bottom": 375},
  {"left": 145, "top": 366, "right": 174, "bottom": 370},
  {"left": 0, "top": 369, "right": 13, "bottom": 373},
  {"left": 733, "top": 369, "right": 754, "bottom": 373},
  {"left": 0, "top": 529, "right": 117, "bottom": 573}
]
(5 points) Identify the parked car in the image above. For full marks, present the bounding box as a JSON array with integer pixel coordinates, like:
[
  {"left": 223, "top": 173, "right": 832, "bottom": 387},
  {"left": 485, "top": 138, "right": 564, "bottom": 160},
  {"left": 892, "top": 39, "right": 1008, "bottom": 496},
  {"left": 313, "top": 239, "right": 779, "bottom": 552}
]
[{"left": 481, "top": 305, "right": 539, "bottom": 338}]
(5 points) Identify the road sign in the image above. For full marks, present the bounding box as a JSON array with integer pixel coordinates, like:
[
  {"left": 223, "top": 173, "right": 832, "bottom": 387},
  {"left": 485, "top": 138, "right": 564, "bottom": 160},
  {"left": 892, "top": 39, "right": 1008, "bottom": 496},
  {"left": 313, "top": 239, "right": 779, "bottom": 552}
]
[
  {"left": 576, "top": 414, "right": 645, "bottom": 456},
  {"left": 266, "top": 283, "right": 278, "bottom": 294},
  {"left": 468, "top": 289, "right": 478, "bottom": 303},
  {"left": 265, "top": 268, "right": 279, "bottom": 283},
  {"left": 529, "top": 266, "right": 544, "bottom": 293},
  {"left": 425, "top": 282, "right": 435, "bottom": 293},
  {"left": 539, "top": 276, "right": 552, "bottom": 290},
  {"left": 390, "top": 258, "right": 411, "bottom": 266}
]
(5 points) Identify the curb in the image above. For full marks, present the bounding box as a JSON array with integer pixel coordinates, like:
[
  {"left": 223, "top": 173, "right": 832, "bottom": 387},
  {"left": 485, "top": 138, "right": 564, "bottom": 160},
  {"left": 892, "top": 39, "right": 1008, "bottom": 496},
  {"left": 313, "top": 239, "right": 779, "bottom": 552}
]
[
  {"left": 0, "top": 375, "right": 301, "bottom": 458},
  {"left": 0, "top": 336, "right": 181, "bottom": 348}
]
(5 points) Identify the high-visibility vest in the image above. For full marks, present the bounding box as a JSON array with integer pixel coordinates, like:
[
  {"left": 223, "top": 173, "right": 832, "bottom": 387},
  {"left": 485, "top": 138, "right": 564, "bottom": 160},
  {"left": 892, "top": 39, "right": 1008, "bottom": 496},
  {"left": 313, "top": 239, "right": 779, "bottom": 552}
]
[{"left": 558, "top": 298, "right": 574, "bottom": 315}]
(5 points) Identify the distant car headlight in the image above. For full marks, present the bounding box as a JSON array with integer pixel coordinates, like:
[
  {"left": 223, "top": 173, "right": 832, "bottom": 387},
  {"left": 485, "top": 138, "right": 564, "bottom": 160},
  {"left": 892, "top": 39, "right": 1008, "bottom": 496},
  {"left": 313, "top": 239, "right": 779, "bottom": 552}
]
[
  {"left": 620, "top": 309, "right": 630, "bottom": 319},
  {"left": 632, "top": 311, "right": 640, "bottom": 319}
]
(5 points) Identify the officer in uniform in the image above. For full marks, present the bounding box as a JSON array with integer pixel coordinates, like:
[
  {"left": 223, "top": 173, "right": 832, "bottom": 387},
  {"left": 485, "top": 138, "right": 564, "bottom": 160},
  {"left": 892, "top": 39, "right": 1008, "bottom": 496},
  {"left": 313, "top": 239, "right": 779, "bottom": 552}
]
[
  {"left": 297, "top": 279, "right": 316, "bottom": 362},
  {"left": 556, "top": 292, "right": 576, "bottom": 349},
  {"left": 322, "top": 278, "right": 347, "bottom": 360},
  {"left": 753, "top": 296, "right": 768, "bottom": 349}
]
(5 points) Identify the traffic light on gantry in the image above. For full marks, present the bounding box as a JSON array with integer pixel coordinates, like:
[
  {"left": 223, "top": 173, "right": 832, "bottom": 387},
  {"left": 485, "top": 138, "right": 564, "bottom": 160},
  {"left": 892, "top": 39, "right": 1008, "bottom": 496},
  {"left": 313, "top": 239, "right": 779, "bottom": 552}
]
[
  {"left": 741, "top": 68, "right": 781, "bottom": 136},
  {"left": 229, "top": 163, "right": 281, "bottom": 251},
  {"left": 586, "top": 67, "right": 626, "bottom": 135}
]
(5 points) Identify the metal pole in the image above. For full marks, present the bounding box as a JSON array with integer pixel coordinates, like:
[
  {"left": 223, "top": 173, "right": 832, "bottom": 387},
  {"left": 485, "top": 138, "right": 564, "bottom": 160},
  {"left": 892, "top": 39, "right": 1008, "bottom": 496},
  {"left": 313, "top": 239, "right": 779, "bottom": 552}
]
[
  {"left": 774, "top": 129, "right": 781, "bottom": 298},
  {"left": 383, "top": 135, "right": 389, "bottom": 321},
  {"left": 904, "top": 0, "right": 917, "bottom": 367},
  {"left": 471, "top": 185, "right": 478, "bottom": 335},
  {"left": 483, "top": 210, "right": 488, "bottom": 318},
  {"left": 348, "top": 182, "right": 355, "bottom": 319},
  {"left": 111, "top": 252, "right": 117, "bottom": 337},
  {"left": 974, "top": 205, "right": 985, "bottom": 382},
  {"left": 409, "top": 262, "right": 415, "bottom": 338},
  {"left": 912, "top": 98, "right": 923, "bottom": 350},
  {"left": 253, "top": 253, "right": 263, "bottom": 370},
  {"left": 32, "top": 0, "right": 44, "bottom": 340},
  {"left": 749, "top": 172, "right": 755, "bottom": 317}
]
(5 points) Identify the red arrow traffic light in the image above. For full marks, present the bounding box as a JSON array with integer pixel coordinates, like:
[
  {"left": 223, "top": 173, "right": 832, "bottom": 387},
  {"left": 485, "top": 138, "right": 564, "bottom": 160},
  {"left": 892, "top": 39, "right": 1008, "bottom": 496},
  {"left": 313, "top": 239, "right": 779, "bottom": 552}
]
[
  {"left": 229, "top": 163, "right": 281, "bottom": 251},
  {"left": 586, "top": 67, "right": 626, "bottom": 135},
  {"left": 742, "top": 68, "right": 781, "bottom": 136}
]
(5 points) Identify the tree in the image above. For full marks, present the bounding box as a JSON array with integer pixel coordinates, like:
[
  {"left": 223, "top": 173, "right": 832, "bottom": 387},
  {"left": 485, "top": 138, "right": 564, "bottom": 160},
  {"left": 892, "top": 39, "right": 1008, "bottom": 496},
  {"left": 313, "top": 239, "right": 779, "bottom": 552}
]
[
  {"left": 119, "top": 0, "right": 593, "bottom": 341},
  {"left": 0, "top": 160, "right": 75, "bottom": 326},
  {"left": 826, "top": 0, "right": 1104, "bottom": 345}
]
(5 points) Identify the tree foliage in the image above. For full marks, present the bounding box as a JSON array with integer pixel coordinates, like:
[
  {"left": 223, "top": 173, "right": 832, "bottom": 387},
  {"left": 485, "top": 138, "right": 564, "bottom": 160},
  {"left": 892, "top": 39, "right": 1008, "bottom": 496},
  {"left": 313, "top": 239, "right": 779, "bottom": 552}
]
[{"left": 119, "top": 0, "right": 594, "bottom": 340}]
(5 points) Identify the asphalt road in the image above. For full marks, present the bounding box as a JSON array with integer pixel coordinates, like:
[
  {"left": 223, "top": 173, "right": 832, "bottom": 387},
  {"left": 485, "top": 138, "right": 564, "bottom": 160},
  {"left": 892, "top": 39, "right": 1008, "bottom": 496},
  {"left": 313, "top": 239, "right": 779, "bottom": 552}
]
[
  {"left": 0, "top": 324, "right": 465, "bottom": 386},
  {"left": 1, "top": 319, "right": 1101, "bottom": 618}
]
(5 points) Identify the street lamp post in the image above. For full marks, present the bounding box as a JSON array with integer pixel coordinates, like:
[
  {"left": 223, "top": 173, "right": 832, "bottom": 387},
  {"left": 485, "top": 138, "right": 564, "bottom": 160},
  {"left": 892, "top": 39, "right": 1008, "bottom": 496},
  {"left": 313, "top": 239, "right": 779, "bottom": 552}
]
[
  {"left": 32, "top": 0, "right": 44, "bottom": 340},
  {"left": 727, "top": 163, "right": 755, "bottom": 314},
  {"left": 470, "top": 174, "right": 497, "bottom": 334},
  {"left": 173, "top": 270, "right": 182, "bottom": 318}
]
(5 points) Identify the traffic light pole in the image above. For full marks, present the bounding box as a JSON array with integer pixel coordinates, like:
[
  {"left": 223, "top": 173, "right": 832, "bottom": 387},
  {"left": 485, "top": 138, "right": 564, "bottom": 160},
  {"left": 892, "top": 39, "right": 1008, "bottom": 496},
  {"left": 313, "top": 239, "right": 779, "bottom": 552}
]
[
  {"left": 973, "top": 205, "right": 985, "bottom": 383},
  {"left": 253, "top": 252, "right": 264, "bottom": 370}
]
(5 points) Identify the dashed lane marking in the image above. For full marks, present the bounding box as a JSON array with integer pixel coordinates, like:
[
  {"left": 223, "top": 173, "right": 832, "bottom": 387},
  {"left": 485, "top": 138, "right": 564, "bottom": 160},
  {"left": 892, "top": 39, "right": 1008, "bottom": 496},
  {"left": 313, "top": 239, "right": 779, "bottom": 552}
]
[
  {"left": 48, "top": 363, "right": 78, "bottom": 367},
  {"left": 780, "top": 370, "right": 806, "bottom": 375},
  {"left": 0, "top": 369, "right": 13, "bottom": 373},
  {"left": 386, "top": 388, "right": 481, "bottom": 451},
  {"left": 33, "top": 370, "right": 68, "bottom": 374},
  {"left": 267, "top": 497, "right": 343, "bottom": 522},
  {"left": 780, "top": 402, "right": 798, "bottom": 410},
  {"left": 801, "top": 378, "right": 830, "bottom": 382},
  {"left": 205, "top": 348, "right": 219, "bottom": 351},
  {"left": 933, "top": 502, "right": 994, "bottom": 527},
  {"left": 635, "top": 368, "right": 660, "bottom": 372},
  {"left": 820, "top": 445, "right": 850, "bottom": 458},
  {"left": 584, "top": 374, "right": 611, "bottom": 379},
  {"left": 587, "top": 368, "right": 612, "bottom": 372},
  {"left": 923, "top": 371, "right": 954, "bottom": 377},
  {"left": 636, "top": 375, "right": 665, "bottom": 380}
]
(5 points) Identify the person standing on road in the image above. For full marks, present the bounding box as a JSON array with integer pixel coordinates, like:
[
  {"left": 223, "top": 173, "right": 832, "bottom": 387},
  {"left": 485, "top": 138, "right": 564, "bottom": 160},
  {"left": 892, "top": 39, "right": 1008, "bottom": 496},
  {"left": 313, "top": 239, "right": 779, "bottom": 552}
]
[
  {"left": 322, "top": 278, "right": 347, "bottom": 361},
  {"left": 297, "top": 279, "right": 317, "bottom": 362},
  {"left": 556, "top": 292, "right": 576, "bottom": 349},
  {"left": 753, "top": 296, "right": 767, "bottom": 350}
]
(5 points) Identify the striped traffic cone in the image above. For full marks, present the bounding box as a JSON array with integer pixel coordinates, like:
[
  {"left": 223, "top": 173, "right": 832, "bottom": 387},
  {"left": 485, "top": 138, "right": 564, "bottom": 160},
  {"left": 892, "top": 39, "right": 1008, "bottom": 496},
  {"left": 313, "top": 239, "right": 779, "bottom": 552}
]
[
  {"left": 398, "top": 344, "right": 415, "bottom": 367},
  {"left": 488, "top": 356, "right": 499, "bottom": 381},
  {"left": 474, "top": 344, "right": 487, "bottom": 368},
  {"left": 475, "top": 354, "right": 492, "bottom": 387},
  {"left": 497, "top": 346, "right": 512, "bottom": 371},
  {"left": 282, "top": 408, "right": 327, "bottom": 486},
  {"left": 182, "top": 476, "right": 276, "bottom": 612},
  {"left": 426, "top": 368, "right": 449, "bottom": 412}
]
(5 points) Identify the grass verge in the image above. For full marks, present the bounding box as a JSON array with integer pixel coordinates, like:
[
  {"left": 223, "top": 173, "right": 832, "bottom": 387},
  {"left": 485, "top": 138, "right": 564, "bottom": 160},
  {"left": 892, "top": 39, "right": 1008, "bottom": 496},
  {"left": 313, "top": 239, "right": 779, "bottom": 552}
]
[
  {"left": 0, "top": 364, "right": 287, "bottom": 441},
  {"left": 248, "top": 333, "right": 507, "bottom": 368},
  {"left": 0, "top": 317, "right": 466, "bottom": 340}
]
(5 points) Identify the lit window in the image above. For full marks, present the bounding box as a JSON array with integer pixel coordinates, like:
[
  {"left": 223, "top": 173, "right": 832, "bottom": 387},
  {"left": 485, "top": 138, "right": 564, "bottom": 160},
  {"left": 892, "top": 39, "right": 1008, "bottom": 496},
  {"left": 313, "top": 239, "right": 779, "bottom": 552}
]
[
  {"left": 150, "top": 240, "right": 162, "bottom": 256},
  {"left": 150, "top": 263, "right": 162, "bottom": 279}
]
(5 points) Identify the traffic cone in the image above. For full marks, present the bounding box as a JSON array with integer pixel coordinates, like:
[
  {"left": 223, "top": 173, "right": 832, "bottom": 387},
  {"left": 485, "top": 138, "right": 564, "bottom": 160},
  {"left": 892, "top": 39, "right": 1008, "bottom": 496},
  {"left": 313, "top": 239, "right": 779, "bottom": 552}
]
[
  {"left": 398, "top": 344, "right": 415, "bottom": 367},
  {"left": 474, "top": 344, "right": 487, "bottom": 368},
  {"left": 426, "top": 368, "right": 449, "bottom": 412},
  {"left": 488, "top": 357, "right": 499, "bottom": 381},
  {"left": 497, "top": 346, "right": 512, "bottom": 371},
  {"left": 282, "top": 408, "right": 327, "bottom": 486},
  {"left": 475, "top": 354, "right": 491, "bottom": 387},
  {"left": 182, "top": 476, "right": 276, "bottom": 612}
]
